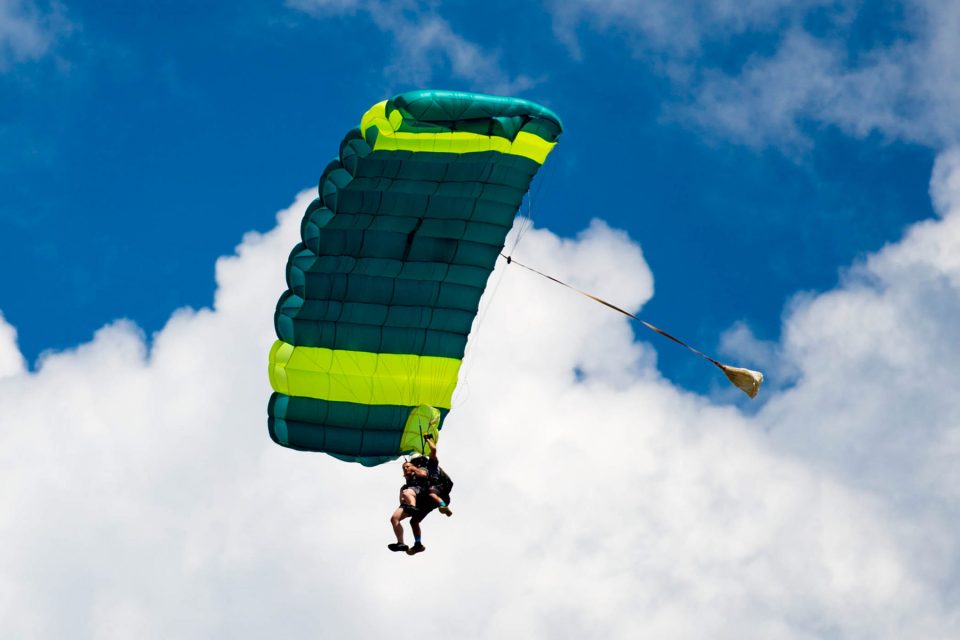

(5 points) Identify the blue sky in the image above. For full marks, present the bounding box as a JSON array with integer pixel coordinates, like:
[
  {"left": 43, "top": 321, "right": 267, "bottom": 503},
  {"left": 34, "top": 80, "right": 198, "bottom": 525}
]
[
  {"left": 4, "top": 2, "right": 960, "bottom": 638},
  {"left": 1, "top": 0, "right": 940, "bottom": 394}
]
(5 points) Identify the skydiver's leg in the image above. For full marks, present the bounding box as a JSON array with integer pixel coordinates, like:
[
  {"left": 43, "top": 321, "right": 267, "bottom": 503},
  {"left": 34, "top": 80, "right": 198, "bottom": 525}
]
[
  {"left": 428, "top": 489, "right": 452, "bottom": 516},
  {"left": 390, "top": 487, "right": 424, "bottom": 551},
  {"left": 390, "top": 507, "right": 407, "bottom": 542},
  {"left": 388, "top": 507, "right": 410, "bottom": 551},
  {"left": 407, "top": 517, "right": 425, "bottom": 556}
]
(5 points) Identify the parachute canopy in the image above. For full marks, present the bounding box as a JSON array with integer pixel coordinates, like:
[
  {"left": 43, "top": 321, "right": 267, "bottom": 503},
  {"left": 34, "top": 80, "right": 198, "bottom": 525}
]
[{"left": 268, "top": 90, "right": 562, "bottom": 466}]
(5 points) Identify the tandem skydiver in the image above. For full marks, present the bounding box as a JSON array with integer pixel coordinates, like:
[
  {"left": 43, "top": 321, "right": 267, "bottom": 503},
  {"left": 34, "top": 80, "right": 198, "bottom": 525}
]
[{"left": 387, "top": 434, "right": 454, "bottom": 556}]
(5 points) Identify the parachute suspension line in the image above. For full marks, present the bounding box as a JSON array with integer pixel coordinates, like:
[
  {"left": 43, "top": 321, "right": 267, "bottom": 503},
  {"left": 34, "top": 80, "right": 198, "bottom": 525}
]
[
  {"left": 508, "top": 150, "right": 557, "bottom": 256},
  {"left": 449, "top": 249, "right": 511, "bottom": 411},
  {"left": 500, "top": 254, "right": 764, "bottom": 399},
  {"left": 454, "top": 155, "right": 561, "bottom": 407},
  {"left": 479, "top": 156, "right": 559, "bottom": 406},
  {"left": 508, "top": 194, "right": 533, "bottom": 257},
  {"left": 417, "top": 415, "right": 425, "bottom": 456},
  {"left": 457, "top": 147, "right": 551, "bottom": 404}
]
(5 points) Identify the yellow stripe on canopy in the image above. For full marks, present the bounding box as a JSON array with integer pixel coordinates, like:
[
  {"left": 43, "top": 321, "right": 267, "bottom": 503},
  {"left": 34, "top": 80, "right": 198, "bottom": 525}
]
[
  {"left": 268, "top": 340, "right": 462, "bottom": 409},
  {"left": 360, "top": 101, "right": 556, "bottom": 165}
]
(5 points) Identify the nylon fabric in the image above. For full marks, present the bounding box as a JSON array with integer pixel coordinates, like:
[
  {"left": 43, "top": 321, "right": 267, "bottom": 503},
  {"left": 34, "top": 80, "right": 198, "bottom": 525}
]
[
  {"left": 361, "top": 101, "right": 557, "bottom": 164},
  {"left": 269, "top": 340, "right": 461, "bottom": 408},
  {"left": 268, "top": 90, "right": 562, "bottom": 464}
]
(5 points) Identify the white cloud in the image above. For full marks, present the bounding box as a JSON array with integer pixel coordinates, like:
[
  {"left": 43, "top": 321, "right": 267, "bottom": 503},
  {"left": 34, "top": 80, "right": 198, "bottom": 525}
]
[
  {"left": 674, "top": 29, "right": 902, "bottom": 150},
  {"left": 3, "top": 147, "right": 960, "bottom": 636},
  {"left": 549, "top": 0, "right": 831, "bottom": 61},
  {"left": 673, "top": 27, "right": 934, "bottom": 150},
  {"left": 289, "top": 0, "right": 536, "bottom": 94},
  {"left": 0, "top": 0, "right": 66, "bottom": 70},
  {"left": 548, "top": 0, "right": 960, "bottom": 150},
  {"left": 0, "top": 311, "right": 26, "bottom": 378},
  {"left": 763, "top": 150, "right": 960, "bottom": 506}
]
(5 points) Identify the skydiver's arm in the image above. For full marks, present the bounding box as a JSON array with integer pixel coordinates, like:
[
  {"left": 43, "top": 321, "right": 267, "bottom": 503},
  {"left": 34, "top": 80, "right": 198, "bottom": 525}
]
[{"left": 424, "top": 434, "right": 438, "bottom": 462}]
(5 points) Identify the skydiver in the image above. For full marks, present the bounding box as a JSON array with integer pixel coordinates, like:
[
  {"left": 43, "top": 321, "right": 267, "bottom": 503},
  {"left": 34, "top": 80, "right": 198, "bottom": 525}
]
[
  {"left": 420, "top": 433, "right": 453, "bottom": 518},
  {"left": 387, "top": 460, "right": 428, "bottom": 553},
  {"left": 387, "top": 434, "right": 454, "bottom": 556}
]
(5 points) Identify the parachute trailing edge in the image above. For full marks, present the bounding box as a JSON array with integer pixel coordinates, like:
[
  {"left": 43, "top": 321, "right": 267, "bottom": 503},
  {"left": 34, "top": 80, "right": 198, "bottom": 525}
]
[{"left": 268, "top": 90, "right": 562, "bottom": 466}]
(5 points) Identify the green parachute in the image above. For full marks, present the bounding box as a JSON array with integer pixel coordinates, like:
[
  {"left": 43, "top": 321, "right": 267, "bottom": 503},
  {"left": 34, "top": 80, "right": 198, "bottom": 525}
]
[{"left": 267, "top": 90, "right": 563, "bottom": 465}]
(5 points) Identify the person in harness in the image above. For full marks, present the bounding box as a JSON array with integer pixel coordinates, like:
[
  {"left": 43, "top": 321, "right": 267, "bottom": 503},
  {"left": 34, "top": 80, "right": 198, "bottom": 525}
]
[{"left": 387, "top": 433, "right": 454, "bottom": 556}]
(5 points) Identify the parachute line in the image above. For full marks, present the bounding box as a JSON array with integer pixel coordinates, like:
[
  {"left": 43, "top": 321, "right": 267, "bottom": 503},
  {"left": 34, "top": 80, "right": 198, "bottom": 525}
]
[
  {"left": 508, "top": 149, "right": 557, "bottom": 257},
  {"left": 501, "top": 254, "right": 764, "bottom": 398}
]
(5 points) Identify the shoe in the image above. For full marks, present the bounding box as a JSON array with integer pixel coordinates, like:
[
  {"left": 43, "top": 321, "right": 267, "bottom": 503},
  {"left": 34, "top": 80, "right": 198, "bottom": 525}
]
[
  {"left": 406, "top": 542, "right": 426, "bottom": 555},
  {"left": 438, "top": 505, "right": 453, "bottom": 517},
  {"left": 387, "top": 543, "right": 409, "bottom": 552}
]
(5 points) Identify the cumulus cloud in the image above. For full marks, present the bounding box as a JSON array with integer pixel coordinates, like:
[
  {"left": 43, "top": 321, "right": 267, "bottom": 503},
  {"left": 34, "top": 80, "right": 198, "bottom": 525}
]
[
  {"left": 549, "top": 0, "right": 960, "bottom": 150},
  {"left": 764, "top": 150, "right": 960, "bottom": 495},
  {"left": 0, "top": 311, "right": 26, "bottom": 378},
  {"left": 3, "top": 149, "right": 960, "bottom": 637},
  {"left": 288, "top": 0, "right": 536, "bottom": 94},
  {"left": 748, "top": 150, "right": 960, "bottom": 632}
]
